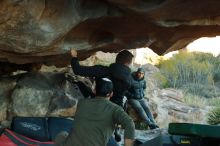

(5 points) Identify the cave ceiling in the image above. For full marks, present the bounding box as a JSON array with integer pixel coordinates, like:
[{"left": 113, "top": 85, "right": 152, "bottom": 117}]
[{"left": 1, "top": 0, "right": 220, "bottom": 73}]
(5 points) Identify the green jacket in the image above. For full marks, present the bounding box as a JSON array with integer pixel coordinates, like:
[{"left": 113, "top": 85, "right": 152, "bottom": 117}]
[{"left": 62, "top": 98, "right": 135, "bottom": 146}]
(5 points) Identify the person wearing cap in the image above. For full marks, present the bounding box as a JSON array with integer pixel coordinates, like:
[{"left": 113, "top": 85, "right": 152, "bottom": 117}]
[
  {"left": 70, "top": 49, "right": 134, "bottom": 141},
  {"left": 56, "top": 78, "right": 135, "bottom": 146},
  {"left": 125, "top": 68, "right": 159, "bottom": 129}
]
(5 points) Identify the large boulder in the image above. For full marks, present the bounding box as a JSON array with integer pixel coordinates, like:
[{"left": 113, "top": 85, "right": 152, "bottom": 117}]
[
  {"left": 154, "top": 88, "right": 209, "bottom": 127},
  {"left": 1, "top": 0, "right": 220, "bottom": 73},
  {"left": 9, "top": 72, "right": 85, "bottom": 118},
  {"left": 0, "top": 72, "right": 98, "bottom": 128}
]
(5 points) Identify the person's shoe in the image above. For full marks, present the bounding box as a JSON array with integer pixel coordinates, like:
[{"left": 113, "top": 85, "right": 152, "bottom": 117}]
[
  {"left": 114, "top": 131, "right": 121, "bottom": 142},
  {"left": 155, "top": 124, "right": 159, "bottom": 128},
  {"left": 149, "top": 123, "right": 159, "bottom": 130}
]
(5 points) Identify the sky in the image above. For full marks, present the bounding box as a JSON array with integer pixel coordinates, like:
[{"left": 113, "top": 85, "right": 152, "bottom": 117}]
[
  {"left": 186, "top": 36, "right": 220, "bottom": 57},
  {"left": 135, "top": 36, "right": 220, "bottom": 65}
]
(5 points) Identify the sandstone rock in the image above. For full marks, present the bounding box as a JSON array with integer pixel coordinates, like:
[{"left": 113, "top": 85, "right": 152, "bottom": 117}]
[
  {"left": 1, "top": 0, "right": 220, "bottom": 73},
  {"left": 142, "top": 64, "right": 160, "bottom": 75},
  {"left": 157, "top": 108, "right": 169, "bottom": 127},
  {"left": 80, "top": 51, "right": 117, "bottom": 66},
  {"left": 11, "top": 85, "right": 53, "bottom": 117},
  {"left": 154, "top": 88, "right": 208, "bottom": 127},
  {"left": 95, "top": 51, "right": 117, "bottom": 63},
  {"left": 0, "top": 77, "right": 17, "bottom": 122},
  {"left": 10, "top": 72, "right": 85, "bottom": 118},
  {"left": 0, "top": 120, "right": 11, "bottom": 128},
  {"left": 159, "top": 88, "right": 184, "bottom": 102}
]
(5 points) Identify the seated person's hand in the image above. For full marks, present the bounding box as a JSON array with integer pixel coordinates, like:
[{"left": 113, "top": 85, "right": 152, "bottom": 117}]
[{"left": 71, "top": 49, "right": 77, "bottom": 57}]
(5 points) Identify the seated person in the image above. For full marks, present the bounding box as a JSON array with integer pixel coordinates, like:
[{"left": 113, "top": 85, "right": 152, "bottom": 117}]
[
  {"left": 55, "top": 78, "right": 135, "bottom": 146},
  {"left": 125, "top": 68, "right": 159, "bottom": 129}
]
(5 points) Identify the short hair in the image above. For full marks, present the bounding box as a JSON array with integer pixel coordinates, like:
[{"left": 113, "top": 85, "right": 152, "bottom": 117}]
[
  {"left": 115, "top": 50, "right": 134, "bottom": 64},
  {"left": 96, "top": 78, "right": 113, "bottom": 97}
]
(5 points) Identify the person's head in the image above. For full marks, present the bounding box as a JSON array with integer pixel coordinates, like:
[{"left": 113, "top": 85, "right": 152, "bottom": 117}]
[
  {"left": 135, "top": 68, "right": 145, "bottom": 79},
  {"left": 95, "top": 78, "right": 113, "bottom": 98},
  {"left": 115, "top": 50, "right": 134, "bottom": 66}
]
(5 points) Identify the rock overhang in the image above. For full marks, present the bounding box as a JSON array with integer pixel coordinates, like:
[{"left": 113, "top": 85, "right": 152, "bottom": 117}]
[{"left": 0, "top": 0, "right": 220, "bottom": 74}]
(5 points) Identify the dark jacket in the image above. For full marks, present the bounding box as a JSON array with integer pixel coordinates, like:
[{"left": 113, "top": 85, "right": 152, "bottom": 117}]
[
  {"left": 71, "top": 57, "right": 132, "bottom": 106},
  {"left": 125, "top": 72, "right": 146, "bottom": 100}
]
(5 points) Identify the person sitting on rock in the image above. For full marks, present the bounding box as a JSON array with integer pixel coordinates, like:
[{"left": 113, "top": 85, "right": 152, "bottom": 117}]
[
  {"left": 125, "top": 67, "right": 159, "bottom": 130},
  {"left": 55, "top": 78, "right": 135, "bottom": 146}
]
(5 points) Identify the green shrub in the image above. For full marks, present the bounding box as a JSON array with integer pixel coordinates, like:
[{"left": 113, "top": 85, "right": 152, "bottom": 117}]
[
  {"left": 207, "top": 97, "right": 220, "bottom": 106},
  {"left": 183, "top": 93, "right": 207, "bottom": 108},
  {"left": 213, "top": 65, "right": 220, "bottom": 82},
  {"left": 181, "top": 83, "right": 220, "bottom": 98},
  {"left": 154, "top": 73, "right": 169, "bottom": 88},
  {"left": 156, "top": 51, "right": 220, "bottom": 98},
  {"left": 207, "top": 106, "right": 220, "bottom": 125},
  {"left": 193, "top": 52, "right": 220, "bottom": 82},
  {"left": 183, "top": 93, "right": 220, "bottom": 108}
]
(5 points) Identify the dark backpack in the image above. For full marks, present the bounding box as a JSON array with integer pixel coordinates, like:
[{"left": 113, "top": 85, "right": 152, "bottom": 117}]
[{"left": 11, "top": 117, "right": 74, "bottom": 141}]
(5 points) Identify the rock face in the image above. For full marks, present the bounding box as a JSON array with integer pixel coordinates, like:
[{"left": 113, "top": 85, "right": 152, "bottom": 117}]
[
  {"left": 0, "top": 72, "right": 90, "bottom": 126},
  {"left": 1, "top": 0, "right": 220, "bottom": 73},
  {"left": 0, "top": 69, "right": 211, "bottom": 129}
]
